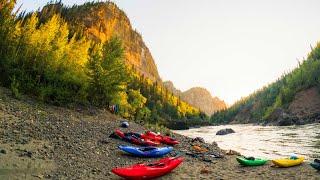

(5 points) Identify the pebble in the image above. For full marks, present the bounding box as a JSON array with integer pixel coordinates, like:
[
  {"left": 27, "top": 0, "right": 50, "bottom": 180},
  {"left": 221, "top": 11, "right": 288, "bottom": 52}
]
[
  {"left": 200, "top": 169, "right": 210, "bottom": 174},
  {"left": 0, "top": 149, "right": 6, "bottom": 154}
]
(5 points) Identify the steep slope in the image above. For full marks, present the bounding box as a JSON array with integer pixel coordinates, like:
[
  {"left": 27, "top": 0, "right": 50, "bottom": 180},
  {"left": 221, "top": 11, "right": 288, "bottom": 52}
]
[
  {"left": 228, "top": 87, "right": 320, "bottom": 125},
  {"left": 163, "top": 81, "right": 227, "bottom": 115},
  {"left": 39, "top": 2, "right": 160, "bottom": 82},
  {"left": 211, "top": 42, "right": 320, "bottom": 125}
]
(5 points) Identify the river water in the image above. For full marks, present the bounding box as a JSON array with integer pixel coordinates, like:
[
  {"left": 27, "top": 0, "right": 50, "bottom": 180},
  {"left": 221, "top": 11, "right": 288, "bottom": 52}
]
[{"left": 174, "top": 123, "right": 320, "bottom": 160}]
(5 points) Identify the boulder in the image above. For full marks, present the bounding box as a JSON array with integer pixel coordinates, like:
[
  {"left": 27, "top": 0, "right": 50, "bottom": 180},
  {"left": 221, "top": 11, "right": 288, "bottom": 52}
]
[
  {"left": 277, "top": 115, "right": 299, "bottom": 126},
  {"left": 216, "top": 128, "right": 235, "bottom": 135},
  {"left": 277, "top": 117, "right": 294, "bottom": 126}
]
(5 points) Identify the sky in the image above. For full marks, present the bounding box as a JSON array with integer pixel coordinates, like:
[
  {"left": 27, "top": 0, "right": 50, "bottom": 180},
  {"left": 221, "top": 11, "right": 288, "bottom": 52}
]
[{"left": 15, "top": 0, "right": 320, "bottom": 105}]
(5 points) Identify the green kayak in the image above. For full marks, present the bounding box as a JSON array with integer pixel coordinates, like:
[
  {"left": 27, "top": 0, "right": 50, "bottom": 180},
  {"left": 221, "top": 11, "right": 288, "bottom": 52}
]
[{"left": 236, "top": 156, "right": 268, "bottom": 166}]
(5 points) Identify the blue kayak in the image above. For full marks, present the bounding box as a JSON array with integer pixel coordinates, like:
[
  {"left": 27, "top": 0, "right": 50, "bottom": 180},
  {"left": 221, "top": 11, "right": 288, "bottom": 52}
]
[{"left": 119, "top": 145, "right": 173, "bottom": 157}]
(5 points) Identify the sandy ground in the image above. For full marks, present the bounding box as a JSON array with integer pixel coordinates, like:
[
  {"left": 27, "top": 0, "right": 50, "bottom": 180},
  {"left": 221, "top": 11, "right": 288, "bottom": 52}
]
[{"left": 0, "top": 86, "right": 319, "bottom": 179}]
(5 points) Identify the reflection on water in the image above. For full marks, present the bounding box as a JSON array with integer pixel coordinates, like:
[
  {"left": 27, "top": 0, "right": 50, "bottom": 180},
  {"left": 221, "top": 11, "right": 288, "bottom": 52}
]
[{"left": 174, "top": 123, "right": 320, "bottom": 160}]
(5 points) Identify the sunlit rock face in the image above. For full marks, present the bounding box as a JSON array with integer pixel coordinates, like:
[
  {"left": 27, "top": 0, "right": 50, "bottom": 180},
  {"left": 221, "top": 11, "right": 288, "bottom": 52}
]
[{"left": 40, "top": 2, "right": 161, "bottom": 82}]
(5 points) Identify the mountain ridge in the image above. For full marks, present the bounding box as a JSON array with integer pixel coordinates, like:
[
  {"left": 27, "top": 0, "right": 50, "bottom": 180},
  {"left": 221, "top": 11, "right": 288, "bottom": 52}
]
[{"left": 163, "top": 81, "right": 227, "bottom": 115}]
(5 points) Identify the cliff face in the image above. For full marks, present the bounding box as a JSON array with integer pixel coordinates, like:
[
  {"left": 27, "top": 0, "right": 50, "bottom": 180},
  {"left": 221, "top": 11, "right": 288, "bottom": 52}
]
[
  {"left": 163, "top": 81, "right": 227, "bottom": 115},
  {"left": 38, "top": 2, "right": 227, "bottom": 116},
  {"left": 40, "top": 2, "right": 161, "bottom": 82}
]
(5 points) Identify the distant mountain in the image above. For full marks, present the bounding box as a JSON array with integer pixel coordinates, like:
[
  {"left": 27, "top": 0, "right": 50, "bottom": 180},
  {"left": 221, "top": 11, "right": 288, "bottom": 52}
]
[
  {"left": 39, "top": 2, "right": 161, "bottom": 82},
  {"left": 163, "top": 81, "right": 227, "bottom": 115}
]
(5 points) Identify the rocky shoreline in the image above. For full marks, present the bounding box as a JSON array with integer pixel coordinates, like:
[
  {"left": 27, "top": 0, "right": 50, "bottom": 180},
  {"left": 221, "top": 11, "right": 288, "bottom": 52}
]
[
  {"left": 0, "top": 87, "right": 319, "bottom": 179},
  {"left": 266, "top": 108, "right": 320, "bottom": 126}
]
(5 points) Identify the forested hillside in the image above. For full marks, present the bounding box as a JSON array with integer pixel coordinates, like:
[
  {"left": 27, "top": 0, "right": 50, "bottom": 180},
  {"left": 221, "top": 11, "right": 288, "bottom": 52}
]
[
  {"left": 211, "top": 43, "right": 320, "bottom": 125},
  {"left": 0, "top": 1, "right": 207, "bottom": 129}
]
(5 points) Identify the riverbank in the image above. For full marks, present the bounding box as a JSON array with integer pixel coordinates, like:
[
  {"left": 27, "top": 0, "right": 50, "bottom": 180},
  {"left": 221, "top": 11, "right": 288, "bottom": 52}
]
[{"left": 0, "top": 87, "right": 319, "bottom": 179}]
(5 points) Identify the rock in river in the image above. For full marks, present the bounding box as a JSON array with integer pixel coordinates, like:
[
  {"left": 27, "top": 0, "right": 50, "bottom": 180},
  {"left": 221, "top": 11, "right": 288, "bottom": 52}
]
[{"left": 216, "top": 128, "right": 235, "bottom": 135}]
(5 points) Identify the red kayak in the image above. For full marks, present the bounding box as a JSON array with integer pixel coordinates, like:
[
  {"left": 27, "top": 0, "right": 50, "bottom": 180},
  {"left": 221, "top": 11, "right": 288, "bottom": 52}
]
[
  {"left": 112, "top": 157, "right": 183, "bottom": 179},
  {"left": 114, "top": 129, "right": 160, "bottom": 146},
  {"left": 141, "top": 131, "right": 162, "bottom": 142},
  {"left": 143, "top": 131, "right": 179, "bottom": 145},
  {"left": 115, "top": 129, "right": 125, "bottom": 138},
  {"left": 161, "top": 136, "right": 179, "bottom": 145}
]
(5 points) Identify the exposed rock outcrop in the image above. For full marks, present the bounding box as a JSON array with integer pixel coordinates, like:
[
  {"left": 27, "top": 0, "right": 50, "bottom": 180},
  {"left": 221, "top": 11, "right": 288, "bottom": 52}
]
[
  {"left": 266, "top": 87, "right": 320, "bottom": 126},
  {"left": 288, "top": 87, "right": 320, "bottom": 118}
]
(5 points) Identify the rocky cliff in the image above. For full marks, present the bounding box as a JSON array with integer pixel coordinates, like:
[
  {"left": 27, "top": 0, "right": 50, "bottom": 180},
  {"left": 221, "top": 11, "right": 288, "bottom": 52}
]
[
  {"left": 163, "top": 81, "right": 227, "bottom": 115},
  {"left": 39, "top": 2, "right": 161, "bottom": 81},
  {"left": 38, "top": 2, "right": 227, "bottom": 116}
]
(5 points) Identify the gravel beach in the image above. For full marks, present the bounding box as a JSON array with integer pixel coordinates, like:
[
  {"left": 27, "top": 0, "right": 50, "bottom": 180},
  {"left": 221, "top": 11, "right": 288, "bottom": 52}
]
[{"left": 0, "top": 87, "right": 319, "bottom": 179}]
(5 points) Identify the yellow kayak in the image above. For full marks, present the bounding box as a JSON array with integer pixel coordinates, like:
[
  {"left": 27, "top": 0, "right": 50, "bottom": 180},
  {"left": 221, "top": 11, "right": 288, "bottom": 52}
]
[{"left": 272, "top": 157, "right": 304, "bottom": 167}]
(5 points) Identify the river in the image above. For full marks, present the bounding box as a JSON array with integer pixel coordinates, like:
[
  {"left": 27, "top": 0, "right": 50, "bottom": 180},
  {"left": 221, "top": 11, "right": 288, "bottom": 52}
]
[{"left": 174, "top": 123, "right": 320, "bottom": 160}]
